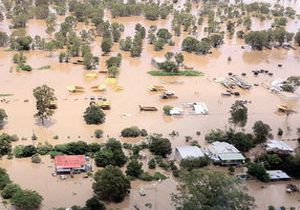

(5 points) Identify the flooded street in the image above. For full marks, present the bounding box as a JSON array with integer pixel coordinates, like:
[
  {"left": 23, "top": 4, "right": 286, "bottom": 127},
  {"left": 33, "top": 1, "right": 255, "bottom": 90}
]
[{"left": 1, "top": 0, "right": 300, "bottom": 209}]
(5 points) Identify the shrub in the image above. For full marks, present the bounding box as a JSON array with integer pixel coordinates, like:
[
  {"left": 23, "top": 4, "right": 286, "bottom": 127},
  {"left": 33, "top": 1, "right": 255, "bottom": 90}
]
[
  {"left": 148, "top": 134, "right": 172, "bottom": 157},
  {"left": 14, "top": 145, "right": 37, "bottom": 158},
  {"left": 94, "top": 129, "right": 103, "bottom": 138},
  {"left": 163, "top": 105, "right": 173, "bottom": 115},
  {"left": 148, "top": 158, "right": 156, "bottom": 169},
  {"left": 152, "top": 172, "right": 167, "bottom": 180},
  {"left": 125, "top": 159, "right": 143, "bottom": 177},
  {"left": 0, "top": 168, "right": 11, "bottom": 190},
  {"left": 139, "top": 172, "right": 153, "bottom": 181},
  {"left": 83, "top": 105, "right": 106, "bottom": 125},
  {"left": 121, "top": 126, "right": 141, "bottom": 137},
  {"left": 20, "top": 65, "right": 33, "bottom": 71},
  {"left": 180, "top": 157, "right": 210, "bottom": 170},
  {"left": 31, "top": 154, "right": 41, "bottom": 164},
  {"left": 1, "top": 184, "right": 21, "bottom": 199},
  {"left": 247, "top": 162, "right": 270, "bottom": 182}
]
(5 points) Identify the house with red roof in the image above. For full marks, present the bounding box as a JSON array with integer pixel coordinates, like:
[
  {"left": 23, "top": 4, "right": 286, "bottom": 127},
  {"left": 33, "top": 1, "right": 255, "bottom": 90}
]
[{"left": 54, "top": 155, "right": 90, "bottom": 174}]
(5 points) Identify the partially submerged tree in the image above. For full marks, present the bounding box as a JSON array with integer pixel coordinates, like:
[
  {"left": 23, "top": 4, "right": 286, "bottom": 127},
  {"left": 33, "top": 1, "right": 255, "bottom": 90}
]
[
  {"left": 0, "top": 109, "right": 7, "bottom": 129},
  {"left": 172, "top": 169, "right": 255, "bottom": 210},
  {"left": 83, "top": 105, "right": 106, "bottom": 124},
  {"left": 93, "top": 165, "right": 130, "bottom": 202},
  {"left": 33, "top": 85, "right": 57, "bottom": 125},
  {"left": 11, "top": 189, "right": 43, "bottom": 210},
  {"left": 229, "top": 101, "right": 248, "bottom": 128},
  {"left": 252, "top": 121, "right": 272, "bottom": 143}
]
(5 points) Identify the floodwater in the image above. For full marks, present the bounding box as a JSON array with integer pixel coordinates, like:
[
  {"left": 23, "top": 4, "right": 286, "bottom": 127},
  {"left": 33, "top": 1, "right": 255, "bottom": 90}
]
[{"left": 0, "top": 0, "right": 300, "bottom": 209}]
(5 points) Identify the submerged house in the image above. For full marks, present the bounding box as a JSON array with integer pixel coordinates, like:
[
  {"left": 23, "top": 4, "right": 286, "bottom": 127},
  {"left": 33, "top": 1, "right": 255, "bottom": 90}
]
[
  {"left": 175, "top": 146, "right": 205, "bottom": 162},
  {"left": 207, "top": 141, "right": 245, "bottom": 165},
  {"left": 265, "top": 140, "right": 294, "bottom": 154},
  {"left": 54, "top": 155, "right": 91, "bottom": 174},
  {"left": 267, "top": 170, "right": 291, "bottom": 181}
]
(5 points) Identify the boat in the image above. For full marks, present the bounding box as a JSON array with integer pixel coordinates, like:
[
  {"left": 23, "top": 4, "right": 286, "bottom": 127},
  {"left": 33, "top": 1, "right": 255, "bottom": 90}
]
[
  {"left": 91, "top": 100, "right": 111, "bottom": 110},
  {"left": 277, "top": 104, "right": 293, "bottom": 113},
  {"left": 139, "top": 105, "right": 158, "bottom": 111},
  {"left": 221, "top": 92, "right": 231, "bottom": 97},
  {"left": 160, "top": 91, "right": 178, "bottom": 99},
  {"left": 148, "top": 85, "right": 166, "bottom": 91},
  {"left": 91, "top": 85, "right": 106, "bottom": 92},
  {"left": 99, "top": 70, "right": 108, "bottom": 74},
  {"left": 67, "top": 85, "right": 85, "bottom": 93}
]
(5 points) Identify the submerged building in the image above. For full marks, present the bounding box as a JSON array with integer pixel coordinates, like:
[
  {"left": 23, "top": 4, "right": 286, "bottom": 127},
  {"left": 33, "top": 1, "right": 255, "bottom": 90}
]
[
  {"left": 54, "top": 155, "right": 91, "bottom": 174},
  {"left": 175, "top": 146, "right": 205, "bottom": 162}
]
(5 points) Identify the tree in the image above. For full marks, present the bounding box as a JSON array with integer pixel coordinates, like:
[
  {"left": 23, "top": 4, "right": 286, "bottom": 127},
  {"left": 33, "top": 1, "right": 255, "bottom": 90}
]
[
  {"left": 101, "top": 38, "right": 112, "bottom": 54},
  {"left": 252, "top": 121, "right": 272, "bottom": 143},
  {"left": 172, "top": 169, "right": 255, "bottom": 210},
  {"left": 108, "top": 66, "right": 119, "bottom": 78},
  {"left": 11, "top": 189, "right": 43, "bottom": 210},
  {"left": 144, "top": 4, "right": 160, "bottom": 20},
  {"left": 247, "top": 163, "right": 270, "bottom": 182},
  {"left": 0, "top": 133, "right": 12, "bottom": 156},
  {"left": 245, "top": 31, "right": 269, "bottom": 50},
  {"left": 174, "top": 53, "right": 184, "bottom": 66},
  {"left": 83, "top": 105, "right": 106, "bottom": 124},
  {"left": 182, "top": 36, "right": 199, "bottom": 53},
  {"left": 130, "top": 34, "right": 142, "bottom": 57},
  {"left": 1, "top": 183, "right": 22, "bottom": 199},
  {"left": 106, "top": 54, "right": 122, "bottom": 68},
  {"left": 126, "top": 159, "right": 143, "bottom": 177},
  {"left": 0, "top": 168, "right": 11, "bottom": 190},
  {"left": 86, "top": 196, "right": 106, "bottom": 210},
  {"left": 156, "top": 28, "right": 172, "bottom": 42},
  {"left": 148, "top": 134, "right": 172, "bottom": 157},
  {"left": 94, "top": 138, "right": 127, "bottom": 167},
  {"left": 154, "top": 38, "right": 165, "bottom": 51},
  {"left": 229, "top": 101, "right": 248, "bottom": 128},
  {"left": 33, "top": 85, "right": 57, "bottom": 125},
  {"left": 0, "top": 109, "right": 7, "bottom": 129},
  {"left": 45, "top": 13, "right": 56, "bottom": 36},
  {"left": 209, "top": 34, "right": 223, "bottom": 48},
  {"left": 294, "top": 31, "right": 300, "bottom": 46},
  {"left": 93, "top": 165, "right": 131, "bottom": 202}
]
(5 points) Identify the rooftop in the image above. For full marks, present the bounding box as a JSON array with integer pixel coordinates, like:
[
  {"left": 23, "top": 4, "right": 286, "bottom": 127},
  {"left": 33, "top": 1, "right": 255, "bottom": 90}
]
[
  {"left": 267, "top": 170, "right": 291, "bottom": 180},
  {"left": 265, "top": 140, "right": 294, "bottom": 152},
  {"left": 208, "top": 141, "right": 245, "bottom": 161},
  {"left": 54, "top": 155, "right": 86, "bottom": 169},
  {"left": 175, "top": 146, "right": 205, "bottom": 159}
]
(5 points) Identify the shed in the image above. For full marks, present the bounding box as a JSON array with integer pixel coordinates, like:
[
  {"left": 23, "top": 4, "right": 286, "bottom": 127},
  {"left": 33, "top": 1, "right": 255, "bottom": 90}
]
[
  {"left": 265, "top": 140, "right": 294, "bottom": 154},
  {"left": 175, "top": 146, "right": 205, "bottom": 162},
  {"left": 267, "top": 170, "right": 291, "bottom": 181}
]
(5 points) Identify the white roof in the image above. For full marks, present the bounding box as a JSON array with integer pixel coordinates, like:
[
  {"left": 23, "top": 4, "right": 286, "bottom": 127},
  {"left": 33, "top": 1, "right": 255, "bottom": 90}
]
[
  {"left": 152, "top": 57, "right": 166, "bottom": 63},
  {"left": 170, "top": 107, "right": 184, "bottom": 115},
  {"left": 193, "top": 102, "right": 208, "bottom": 114},
  {"left": 208, "top": 141, "right": 245, "bottom": 161},
  {"left": 265, "top": 140, "right": 293, "bottom": 152},
  {"left": 175, "top": 146, "right": 205, "bottom": 159},
  {"left": 267, "top": 170, "right": 290, "bottom": 180}
]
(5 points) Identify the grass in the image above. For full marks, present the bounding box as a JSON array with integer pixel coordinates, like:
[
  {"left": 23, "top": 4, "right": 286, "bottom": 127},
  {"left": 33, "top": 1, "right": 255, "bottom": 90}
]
[{"left": 148, "top": 70, "right": 204, "bottom": 76}]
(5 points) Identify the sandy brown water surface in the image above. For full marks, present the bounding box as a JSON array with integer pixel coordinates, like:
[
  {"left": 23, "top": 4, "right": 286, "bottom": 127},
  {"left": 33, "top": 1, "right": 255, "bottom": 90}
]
[{"left": 0, "top": 0, "right": 300, "bottom": 209}]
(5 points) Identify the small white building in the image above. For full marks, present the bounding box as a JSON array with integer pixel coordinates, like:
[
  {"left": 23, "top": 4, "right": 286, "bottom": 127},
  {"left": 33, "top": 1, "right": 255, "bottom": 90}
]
[
  {"left": 207, "top": 141, "right": 245, "bottom": 165},
  {"left": 265, "top": 140, "right": 294, "bottom": 154},
  {"left": 192, "top": 102, "right": 208, "bottom": 115},
  {"left": 151, "top": 57, "right": 167, "bottom": 69},
  {"left": 267, "top": 170, "right": 291, "bottom": 181},
  {"left": 175, "top": 146, "right": 205, "bottom": 162}
]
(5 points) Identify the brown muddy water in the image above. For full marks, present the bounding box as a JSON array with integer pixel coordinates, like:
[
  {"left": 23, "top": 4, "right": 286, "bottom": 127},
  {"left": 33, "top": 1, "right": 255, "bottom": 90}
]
[{"left": 1, "top": 1, "right": 300, "bottom": 209}]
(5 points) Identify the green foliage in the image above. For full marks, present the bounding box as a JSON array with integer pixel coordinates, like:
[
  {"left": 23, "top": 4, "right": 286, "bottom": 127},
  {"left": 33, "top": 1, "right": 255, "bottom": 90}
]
[
  {"left": 14, "top": 145, "right": 37, "bottom": 158},
  {"left": 108, "top": 66, "right": 120, "bottom": 78},
  {"left": 94, "top": 129, "right": 103, "bottom": 139},
  {"left": 94, "top": 138, "right": 127, "bottom": 167},
  {"left": 148, "top": 134, "right": 172, "bottom": 158},
  {"left": 11, "top": 189, "right": 43, "bottom": 210},
  {"left": 126, "top": 159, "right": 143, "bottom": 177},
  {"left": 0, "top": 133, "right": 12, "bottom": 156},
  {"left": 152, "top": 172, "right": 167, "bottom": 180},
  {"left": 106, "top": 54, "right": 122, "bottom": 68},
  {"left": 172, "top": 169, "right": 255, "bottom": 210},
  {"left": 247, "top": 162, "right": 270, "bottom": 182},
  {"left": 83, "top": 105, "right": 106, "bottom": 124},
  {"left": 229, "top": 101, "right": 248, "bottom": 127},
  {"left": 33, "top": 85, "right": 57, "bottom": 125},
  {"left": 121, "top": 126, "right": 146, "bottom": 137},
  {"left": 0, "top": 168, "right": 11, "bottom": 190},
  {"left": 93, "top": 165, "right": 131, "bottom": 202},
  {"left": 101, "top": 37, "right": 112, "bottom": 54},
  {"left": 148, "top": 158, "right": 156, "bottom": 169},
  {"left": 86, "top": 196, "right": 106, "bottom": 210},
  {"left": 120, "top": 37, "right": 132, "bottom": 51},
  {"left": 156, "top": 28, "right": 172, "bottom": 42},
  {"left": 295, "top": 32, "right": 300, "bottom": 46},
  {"left": 258, "top": 154, "right": 283, "bottom": 170},
  {"left": 180, "top": 157, "right": 210, "bottom": 170},
  {"left": 205, "top": 129, "right": 225, "bottom": 143},
  {"left": 139, "top": 172, "right": 154, "bottom": 181},
  {"left": 0, "top": 32, "right": 9, "bottom": 47},
  {"left": 253, "top": 121, "right": 272, "bottom": 143},
  {"left": 36, "top": 142, "right": 53, "bottom": 155},
  {"left": 144, "top": 4, "right": 160, "bottom": 20},
  {"left": 10, "top": 35, "right": 33, "bottom": 51},
  {"left": 1, "top": 183, "right": 21, "bottom": 199},
  {"left": 163, "top": 105, "right": 173, "bottom": 116},
  {"left": 0, "top": 109, "right": 7, "bottom": 129}
]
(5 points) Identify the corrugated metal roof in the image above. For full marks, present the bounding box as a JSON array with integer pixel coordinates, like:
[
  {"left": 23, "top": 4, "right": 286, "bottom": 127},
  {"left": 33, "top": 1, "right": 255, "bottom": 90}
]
[
  {"left": 266, "top": 140, "right": 293, "bottom": 152},
  {"left": 176, "top": 146, "right": 205, "bottom": 159},
  {"left": 208, "top": 141, "right": 245, "bottom": 161},
  {"left": 218, "top": 153, "right": 245, "bottom": 161},
  {"left": 55, "top": 155, "right": 86, "bottom": 169}
]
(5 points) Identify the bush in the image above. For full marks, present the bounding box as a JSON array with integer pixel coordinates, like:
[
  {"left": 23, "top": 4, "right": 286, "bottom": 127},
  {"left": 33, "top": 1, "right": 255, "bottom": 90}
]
[
  {"left": 94, "top": 129, "right": 103, "bottom": 138},
  {"left": 247, "top": 162, "right": 270, "bottom": 182},
  {"left": 14, "top": 145, "right": 37, "bottom": 158},
  {"left": 83, "top": 105, "right": 106, "bottom": 125},
  {"left": 11, "top": 189, "right": 43, "bottom": 210},
  {"left": 180, "top": 157, "right": 210, "bottom": 170},
  {"left": 121, "top": 126, "right": 141, "bottom": 137},
  {"left": 1, "top": 184, "right": 21, "bottom": 199},
  {"left": 139, "top": 172, "right": 153, "bottom": 181},
  {"left": 20, "top": 65, "right": 33, "bottom": 71},
  {"left": 37, "top": 142, "right": 53, "bottom": 155},
  {"left": 163, "top": 105, "right": 173, "bottom": 115},
  {"left": 125, "top": 159, "right": 143, "bottom": 177},
  {"left": 31, "top": 154, "right": 41, "bottom": 164},
  {"left": 0, "top": 168, "right": 11, "bottom": 190},
  {"left": 152, "top": 172, "right": 167, "bottom": 180},
  {"left": 148, "top": 158, "right": 156, "bottom": 169},
  {"left": 0, "top": 133, "right": 12, "bottom": 156},
  {"left": 49, "top": 151, "right": 64, "bottom": 158},
  {"left": 148, "top": 134, "right": 172, "bottom": 158},
  {"left": 86, "top": 196, "right": 106, "bottom": 210}
]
